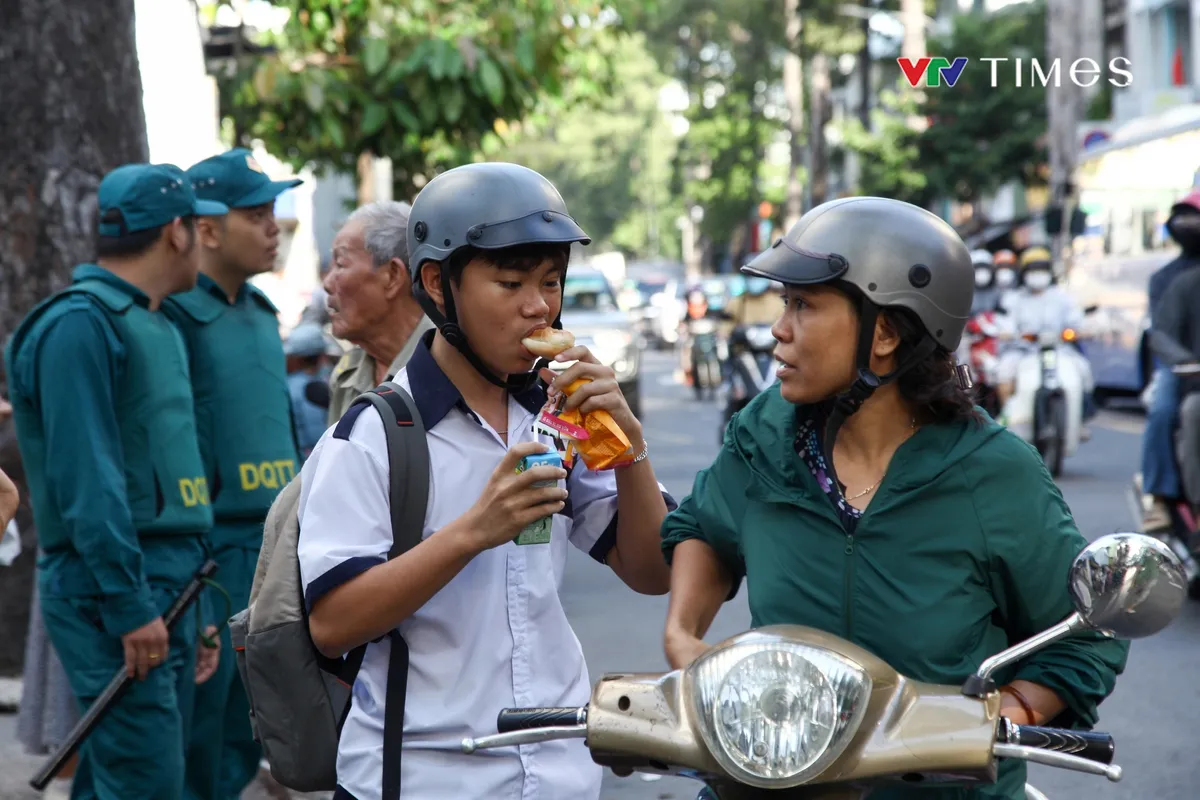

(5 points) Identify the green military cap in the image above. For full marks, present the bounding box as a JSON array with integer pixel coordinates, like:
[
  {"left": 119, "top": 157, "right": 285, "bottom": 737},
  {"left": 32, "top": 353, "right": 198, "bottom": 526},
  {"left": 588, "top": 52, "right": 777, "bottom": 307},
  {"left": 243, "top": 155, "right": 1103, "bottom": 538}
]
[
  {"left": 97, "top": 163, "right": 229, "bottom": 236},
  {"left": 187, "top": 148, "right": 303, "bottom": 209}
]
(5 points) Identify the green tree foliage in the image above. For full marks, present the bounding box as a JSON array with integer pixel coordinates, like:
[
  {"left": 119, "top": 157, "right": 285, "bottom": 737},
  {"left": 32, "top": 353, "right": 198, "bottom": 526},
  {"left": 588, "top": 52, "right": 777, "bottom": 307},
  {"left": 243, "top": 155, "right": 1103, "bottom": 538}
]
[
  {"left": 215, "top": 0, "right": 634, "bottom": 196},
  {"left": 915, "top": 1, "right": 1047, "bottom": 203},
  {"left": 645, "top": 0, "right": 782, "bottom": 251},
  {"left": 646, "top": 0, "right": 859, "bottom": 256},
  {"left": 497, "top": 32, "right": 684, "bottom": 259},
  {"left": 839, "top": 89, "right": 928, "bottom": 205}
]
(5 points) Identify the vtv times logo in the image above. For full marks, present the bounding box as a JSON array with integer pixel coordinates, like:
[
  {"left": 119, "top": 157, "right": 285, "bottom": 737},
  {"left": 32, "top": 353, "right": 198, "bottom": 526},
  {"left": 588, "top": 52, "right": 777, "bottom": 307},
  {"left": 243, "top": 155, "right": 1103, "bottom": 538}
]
[{"left": 899, "top": 56, "right": 1133, "bottom": 89}]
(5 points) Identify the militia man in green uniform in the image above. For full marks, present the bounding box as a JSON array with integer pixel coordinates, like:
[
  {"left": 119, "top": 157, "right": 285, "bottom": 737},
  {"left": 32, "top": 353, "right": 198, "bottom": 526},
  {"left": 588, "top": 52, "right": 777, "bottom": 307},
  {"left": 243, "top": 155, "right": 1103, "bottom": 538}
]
[
  {"left": 6, "top": 163, "right": 227, "bottom": 799},
  {"left": 164, "top": 148, "right": 302, "bottom": 800}
]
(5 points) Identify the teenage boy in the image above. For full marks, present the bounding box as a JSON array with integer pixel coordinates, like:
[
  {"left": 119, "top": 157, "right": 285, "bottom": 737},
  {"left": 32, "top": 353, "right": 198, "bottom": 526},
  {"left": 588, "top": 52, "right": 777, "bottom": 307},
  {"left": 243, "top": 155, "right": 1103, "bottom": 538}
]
[{"left": 297, "top": 162, "right": 673, "bottom": 799}]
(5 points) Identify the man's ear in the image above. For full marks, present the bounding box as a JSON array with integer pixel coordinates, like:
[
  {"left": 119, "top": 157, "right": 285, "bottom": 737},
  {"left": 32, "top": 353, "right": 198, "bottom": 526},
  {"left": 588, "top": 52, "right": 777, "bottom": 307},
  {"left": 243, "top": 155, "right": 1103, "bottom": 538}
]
[
  {"left": 381, "top": 257, "right": 410, "bottom": 300},
  {"left": 195, "top": 216, "right": 223, "bottom": 250},
  {"left": 165, "top": 217, "right": 193, "bottom": 254},
  {"left": 419, "top": 260, "right": 446, "bottom": 312}
]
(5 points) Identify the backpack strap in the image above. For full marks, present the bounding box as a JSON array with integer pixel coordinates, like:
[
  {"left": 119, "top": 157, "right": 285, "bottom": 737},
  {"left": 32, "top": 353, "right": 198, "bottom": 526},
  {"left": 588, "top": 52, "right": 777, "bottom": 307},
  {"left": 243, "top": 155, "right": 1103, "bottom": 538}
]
[{"left": 330, "top": 381, "right": 429, "bottom": 800}]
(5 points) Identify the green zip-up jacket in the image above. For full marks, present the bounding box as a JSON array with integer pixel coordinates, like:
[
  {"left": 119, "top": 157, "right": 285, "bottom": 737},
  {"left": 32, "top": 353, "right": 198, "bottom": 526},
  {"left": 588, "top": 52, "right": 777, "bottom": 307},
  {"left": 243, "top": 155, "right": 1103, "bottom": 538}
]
[{"left": 661, "top": 387, "right": 1129, "bottom": 800}]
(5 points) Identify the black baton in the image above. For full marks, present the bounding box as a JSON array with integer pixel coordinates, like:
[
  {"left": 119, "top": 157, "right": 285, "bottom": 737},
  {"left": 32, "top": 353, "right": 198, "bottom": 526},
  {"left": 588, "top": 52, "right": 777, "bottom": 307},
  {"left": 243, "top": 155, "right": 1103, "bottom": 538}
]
[{"left": 30, "top": 558, "right": 219, "bottom": 790}]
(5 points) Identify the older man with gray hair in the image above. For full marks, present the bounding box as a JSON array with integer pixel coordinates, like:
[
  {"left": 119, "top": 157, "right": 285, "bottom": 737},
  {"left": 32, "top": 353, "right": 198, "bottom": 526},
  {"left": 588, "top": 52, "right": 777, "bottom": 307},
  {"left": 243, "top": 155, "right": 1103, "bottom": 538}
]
[{"left": 323, "top": 200, "right": 434, "bottom": 420}]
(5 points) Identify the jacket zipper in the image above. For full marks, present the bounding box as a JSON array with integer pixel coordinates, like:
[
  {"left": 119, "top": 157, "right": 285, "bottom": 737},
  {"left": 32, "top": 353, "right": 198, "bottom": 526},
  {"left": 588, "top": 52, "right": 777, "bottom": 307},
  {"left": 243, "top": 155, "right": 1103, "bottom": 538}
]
[{"left": 843, "top": 532, "right": 855, "bottom": 640}]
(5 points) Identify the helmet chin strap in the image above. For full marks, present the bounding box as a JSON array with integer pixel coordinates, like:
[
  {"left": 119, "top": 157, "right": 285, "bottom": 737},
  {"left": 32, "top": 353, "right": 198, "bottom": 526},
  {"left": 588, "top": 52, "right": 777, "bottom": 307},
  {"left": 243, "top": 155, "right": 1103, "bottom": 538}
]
[
  {"left": 819, "top": 299, "right": 937, "bottom": 494},
  {"left": 413, "top": 264, "right": 561, "bottom": 395}
]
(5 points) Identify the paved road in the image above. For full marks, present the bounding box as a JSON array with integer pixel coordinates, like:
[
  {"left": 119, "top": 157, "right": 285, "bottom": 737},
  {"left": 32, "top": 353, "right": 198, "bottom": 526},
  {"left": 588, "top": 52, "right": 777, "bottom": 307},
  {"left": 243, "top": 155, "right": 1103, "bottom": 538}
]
[{"left": 1, "top": 351, "right": 1196, "bottom": 799}]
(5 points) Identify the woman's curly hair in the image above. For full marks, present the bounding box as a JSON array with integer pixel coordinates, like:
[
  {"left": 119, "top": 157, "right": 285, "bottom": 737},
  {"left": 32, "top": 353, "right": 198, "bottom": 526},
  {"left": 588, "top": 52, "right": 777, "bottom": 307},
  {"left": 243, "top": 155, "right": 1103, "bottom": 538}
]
[
  {"left": 835, "top": 280, "right": 982, "bottom": 424},
  {"left": 883, "top": 305, "right": 983, "bottom": 424}
]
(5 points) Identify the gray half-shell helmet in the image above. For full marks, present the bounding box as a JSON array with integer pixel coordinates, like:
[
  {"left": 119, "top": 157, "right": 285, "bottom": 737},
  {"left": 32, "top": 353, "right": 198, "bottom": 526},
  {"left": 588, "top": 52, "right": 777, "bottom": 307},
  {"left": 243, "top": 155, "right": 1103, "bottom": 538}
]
[
  {"left": 742, "top": 196, "right": 974, "bottom": 351},
  {"left": 406, "top": 162, "right": 591, "bottom": 389},
  {"left": 407, "top": 162, "right": 590, "bottom": 278},
  {"left": 742, "top": 197, "right": 975, "bottom": 485}
]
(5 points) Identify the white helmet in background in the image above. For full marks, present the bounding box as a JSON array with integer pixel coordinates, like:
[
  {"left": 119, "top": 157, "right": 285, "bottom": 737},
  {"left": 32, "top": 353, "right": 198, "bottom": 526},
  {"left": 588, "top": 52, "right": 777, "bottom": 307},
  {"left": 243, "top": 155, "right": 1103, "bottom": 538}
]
[
  {"left": 970, "top": 249, "right": 994, "bottom": 290},
  {"left": 969, "top": 249, "right": 993, "bottom": 266}
]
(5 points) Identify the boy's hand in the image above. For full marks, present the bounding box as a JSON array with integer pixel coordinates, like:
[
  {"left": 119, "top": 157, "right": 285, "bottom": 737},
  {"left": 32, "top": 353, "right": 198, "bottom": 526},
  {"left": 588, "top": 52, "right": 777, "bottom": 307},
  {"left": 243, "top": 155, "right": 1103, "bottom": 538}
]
[{"left": 461, "top": 442, "right": 567, "bottom": 552}]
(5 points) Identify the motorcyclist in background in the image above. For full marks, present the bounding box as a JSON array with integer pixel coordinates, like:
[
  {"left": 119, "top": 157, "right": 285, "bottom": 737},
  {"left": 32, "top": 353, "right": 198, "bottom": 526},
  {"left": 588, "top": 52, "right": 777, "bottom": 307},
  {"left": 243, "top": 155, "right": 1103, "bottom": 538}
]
[
  {"left": 992, "top": 249, "right": 1020, "bottom": 304},
  {"left": 993, "top": 248, "right": 1094, "bottom": 432},
  {"left": 724, "top": 276, "right": 779, "bottom": 325},
  {"left": 1139, "top": 191, "right": 1200, "bottom": 531},
  {"left": 969, "top": 249, "right": 1002, "bottom": 314},
  {"left": 678, "top": 288, "right": 724, "bottom": 388}
]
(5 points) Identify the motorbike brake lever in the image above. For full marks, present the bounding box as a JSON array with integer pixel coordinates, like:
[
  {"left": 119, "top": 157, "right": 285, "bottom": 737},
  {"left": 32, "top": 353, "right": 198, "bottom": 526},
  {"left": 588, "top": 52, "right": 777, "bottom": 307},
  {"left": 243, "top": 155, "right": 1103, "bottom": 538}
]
[
  {"left": 461, "top": 724, "right": 587, "bottom": 754},
  {"left": 992, "top": 742, "right": 1122, "bottom": 782}
]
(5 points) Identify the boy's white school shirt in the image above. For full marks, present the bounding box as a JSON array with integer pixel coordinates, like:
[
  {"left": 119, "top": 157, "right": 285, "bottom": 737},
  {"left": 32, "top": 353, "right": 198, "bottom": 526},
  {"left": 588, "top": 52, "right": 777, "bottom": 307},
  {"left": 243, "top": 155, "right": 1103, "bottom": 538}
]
[{"left": 297, "top": 335, "right": 673, "bottom": 800}]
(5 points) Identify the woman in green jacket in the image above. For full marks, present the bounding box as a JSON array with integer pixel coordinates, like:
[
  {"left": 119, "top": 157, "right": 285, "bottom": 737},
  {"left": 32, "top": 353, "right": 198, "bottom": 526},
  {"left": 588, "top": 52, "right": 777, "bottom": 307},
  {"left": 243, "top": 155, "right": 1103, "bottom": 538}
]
[{"left": 661, "top": 197, "right": 1129, "bottom": 800}]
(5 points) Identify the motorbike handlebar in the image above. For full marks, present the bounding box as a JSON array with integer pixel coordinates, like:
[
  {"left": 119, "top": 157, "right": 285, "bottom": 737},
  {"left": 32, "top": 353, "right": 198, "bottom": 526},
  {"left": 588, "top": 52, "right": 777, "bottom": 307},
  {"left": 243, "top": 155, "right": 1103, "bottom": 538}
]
[
  {"left": 1002, "top": 723, "right": 1115, "bottom": 765},
  {"left": 497, "top": 707, "right": 587, "bottom": 733}
]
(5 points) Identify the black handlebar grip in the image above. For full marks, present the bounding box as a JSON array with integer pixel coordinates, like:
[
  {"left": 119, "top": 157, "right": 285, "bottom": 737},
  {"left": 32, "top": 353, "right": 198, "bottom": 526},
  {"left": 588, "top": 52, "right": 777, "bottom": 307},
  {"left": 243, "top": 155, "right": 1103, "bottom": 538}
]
[
  {"left": 1013, "top": 725, "right": 1115, "bottom": 765},
  {"left": 496, "top": 707, "right": 586, "bottom": 733}
]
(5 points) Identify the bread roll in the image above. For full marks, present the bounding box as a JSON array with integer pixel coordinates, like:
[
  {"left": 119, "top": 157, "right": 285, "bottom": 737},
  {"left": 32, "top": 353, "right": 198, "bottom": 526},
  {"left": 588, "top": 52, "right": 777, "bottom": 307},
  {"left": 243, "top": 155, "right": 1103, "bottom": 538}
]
[{"left": 522, "top": 328, "right": 575, "bottom": 357}]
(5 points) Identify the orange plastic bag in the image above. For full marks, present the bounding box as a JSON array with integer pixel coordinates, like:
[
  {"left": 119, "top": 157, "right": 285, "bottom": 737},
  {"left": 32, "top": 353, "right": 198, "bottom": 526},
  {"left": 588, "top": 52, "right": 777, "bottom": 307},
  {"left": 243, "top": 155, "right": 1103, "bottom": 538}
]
[{"left": 556, "top": 378, "right": 636, "bottom": 471}]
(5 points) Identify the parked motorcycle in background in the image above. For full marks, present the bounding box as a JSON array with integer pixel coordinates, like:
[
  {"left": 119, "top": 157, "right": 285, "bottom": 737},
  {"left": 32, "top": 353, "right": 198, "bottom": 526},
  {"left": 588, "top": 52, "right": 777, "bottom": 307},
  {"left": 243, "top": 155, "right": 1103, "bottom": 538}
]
[
  {"left": 1130, "top": 361, "right": 1200, "bottom": 599},
  {"left": 464, "top": 534, "right": 1185, "bottom": 800}
]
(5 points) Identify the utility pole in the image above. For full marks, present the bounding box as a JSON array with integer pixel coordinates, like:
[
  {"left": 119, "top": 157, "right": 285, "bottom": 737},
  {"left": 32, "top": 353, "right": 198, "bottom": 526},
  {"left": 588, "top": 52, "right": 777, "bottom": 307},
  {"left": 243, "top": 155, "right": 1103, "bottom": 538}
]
[
  {"left": 1046, "top": 0, "right": 1087, "bottom": 274},
  {"left": 900, "top": 0, "right": 927, "bottom": 133},
  {"left": 783, "top": 0, "right": 805, "bottom": 230}
]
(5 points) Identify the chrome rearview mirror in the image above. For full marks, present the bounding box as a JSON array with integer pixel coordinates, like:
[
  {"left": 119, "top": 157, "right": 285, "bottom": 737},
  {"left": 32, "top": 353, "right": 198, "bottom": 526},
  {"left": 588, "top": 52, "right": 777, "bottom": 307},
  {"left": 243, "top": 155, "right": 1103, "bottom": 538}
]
[
  {"left": 963, "top": 533, "right": 1186, "bottom": 698},
  {"left": 1068, "top": 532, "right": 1186, "bottom": 638}
]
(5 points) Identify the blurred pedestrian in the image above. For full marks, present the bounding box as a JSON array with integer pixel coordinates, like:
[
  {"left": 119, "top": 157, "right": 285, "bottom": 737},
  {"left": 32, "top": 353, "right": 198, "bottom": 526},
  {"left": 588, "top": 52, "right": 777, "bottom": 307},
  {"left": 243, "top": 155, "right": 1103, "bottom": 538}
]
[
  {"left": 284, "top": 322, "right": 342, "bottom": 461},
  {"left": 4, "top": 392, "right": 79, "bottom": 800},
  {"left": 324, "top": 201, "right": 433, "bottom": 421}
]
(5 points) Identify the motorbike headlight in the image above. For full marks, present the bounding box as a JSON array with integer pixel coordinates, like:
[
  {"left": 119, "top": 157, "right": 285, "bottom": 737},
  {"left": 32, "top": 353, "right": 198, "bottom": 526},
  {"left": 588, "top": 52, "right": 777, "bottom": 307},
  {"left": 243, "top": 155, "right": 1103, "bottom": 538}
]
[{"left": 690, "top": 641, "right": 871, "bottom": 788}]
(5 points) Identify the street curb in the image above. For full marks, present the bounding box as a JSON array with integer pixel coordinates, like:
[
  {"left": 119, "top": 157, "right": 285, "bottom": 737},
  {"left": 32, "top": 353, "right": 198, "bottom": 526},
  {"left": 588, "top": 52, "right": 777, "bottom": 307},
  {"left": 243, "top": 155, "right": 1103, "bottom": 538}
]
[{"left": 0, "top": 678, "right": 21, "bottom": 714}]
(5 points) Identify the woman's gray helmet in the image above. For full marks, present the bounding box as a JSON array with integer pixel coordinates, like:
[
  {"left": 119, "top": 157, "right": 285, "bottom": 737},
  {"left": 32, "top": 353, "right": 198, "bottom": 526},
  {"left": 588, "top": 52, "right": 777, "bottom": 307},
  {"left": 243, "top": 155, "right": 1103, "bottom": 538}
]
[
  {"left": 742, "top": 197, "right": 975, "bottom": 482},
  {"left": 406, "top": 162, "right": 591, "bottom": 390}
]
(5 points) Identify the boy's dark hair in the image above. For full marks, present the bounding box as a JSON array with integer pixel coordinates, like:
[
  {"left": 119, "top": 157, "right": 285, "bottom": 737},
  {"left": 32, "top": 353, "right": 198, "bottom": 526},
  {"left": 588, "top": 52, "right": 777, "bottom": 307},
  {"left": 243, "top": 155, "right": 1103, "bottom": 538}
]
[
  {"left": 442, "top": 242, "right": 570, "bottom": 286},
  {"left": 96, "top": 209, "right": 196, "bottom": 259}
]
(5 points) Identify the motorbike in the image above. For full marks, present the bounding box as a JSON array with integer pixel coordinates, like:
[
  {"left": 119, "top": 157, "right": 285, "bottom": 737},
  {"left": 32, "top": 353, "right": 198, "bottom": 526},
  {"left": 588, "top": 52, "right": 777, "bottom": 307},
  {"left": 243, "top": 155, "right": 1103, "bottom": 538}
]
[
  {"left": 685, "top": 316, "right": 723, "bottom": 401},
  {"left": 1129, "top": 361, "right": 1200, "bottom": 600},
  {"left": 463, "top": 533, "right": 1184, "bottom": 799},
  {"left": 998, "top": 328, "right": 1091, "bottom": 478},
  {"left": 719, "top": 324, "right": 778, "bottom": 439},
  {"left": 958, "top": 311, "right": 1003, "bottom": 418}
]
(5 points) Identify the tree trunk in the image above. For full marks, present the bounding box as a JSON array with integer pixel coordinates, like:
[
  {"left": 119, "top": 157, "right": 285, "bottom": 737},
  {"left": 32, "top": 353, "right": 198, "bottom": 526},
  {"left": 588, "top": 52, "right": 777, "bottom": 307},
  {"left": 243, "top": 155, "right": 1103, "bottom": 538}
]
[
  {"left": 782, "top": 0, "right": 805, "bottom": 230},
  {"left": 357, "top": 152, "right": 378, "bottom": 206},
  {"left": 808, "top": 51, "right": 832, "bottom": 207},
  {"left": 859, "top": 0, "right": 871, "bottom": 128},
  {"left": 0, "top": 0, "right": 148, "bottom": 675}
]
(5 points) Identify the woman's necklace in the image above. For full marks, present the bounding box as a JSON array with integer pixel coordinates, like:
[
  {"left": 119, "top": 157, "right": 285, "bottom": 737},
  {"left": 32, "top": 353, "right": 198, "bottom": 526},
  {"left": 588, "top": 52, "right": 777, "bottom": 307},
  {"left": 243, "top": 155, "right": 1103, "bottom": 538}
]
[{"left": 844, "top": 418, "right": 918, "bottom": 501}]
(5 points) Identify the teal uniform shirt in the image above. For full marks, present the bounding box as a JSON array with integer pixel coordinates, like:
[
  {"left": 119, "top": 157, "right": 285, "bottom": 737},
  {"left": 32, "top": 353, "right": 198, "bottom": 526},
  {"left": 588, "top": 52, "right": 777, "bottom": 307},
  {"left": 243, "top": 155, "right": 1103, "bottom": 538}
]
[
  {"left": 6, "top": 264, "right": 213, "bottom": 631},
  {"left": 163, "top": 273, "right": 299, "bottom": 548},
  {"left": 6, "top": 263, "right": 213, "bottom": 800}
]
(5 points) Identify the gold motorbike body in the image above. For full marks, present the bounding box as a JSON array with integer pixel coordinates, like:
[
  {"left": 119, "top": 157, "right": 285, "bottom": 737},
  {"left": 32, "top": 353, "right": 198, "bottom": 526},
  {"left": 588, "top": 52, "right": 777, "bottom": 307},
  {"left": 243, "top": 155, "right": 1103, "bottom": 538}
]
[{"left": 585, "top": 625, "right": 1002, "bottom": 800}]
